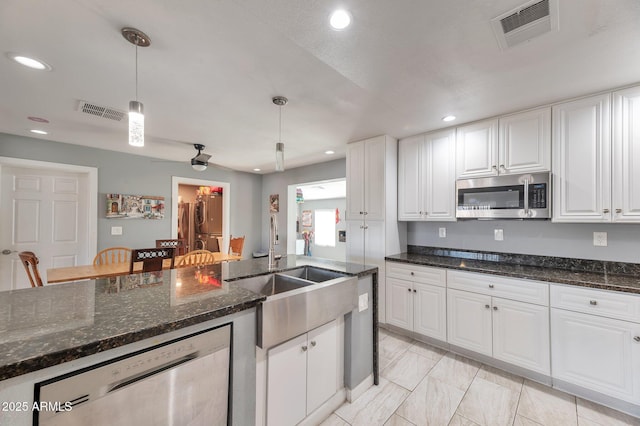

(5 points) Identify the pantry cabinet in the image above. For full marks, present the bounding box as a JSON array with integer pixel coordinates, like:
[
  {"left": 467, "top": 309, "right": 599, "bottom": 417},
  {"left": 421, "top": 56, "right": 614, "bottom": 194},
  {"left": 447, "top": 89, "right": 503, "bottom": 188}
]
[
  {"left": 385, "top": 262, "right": 447, "bottom": 341},
  {"left": 550, "top": 284, "right": 640, "bottom": 404},
  {"left": 346, "top": 137, "right": 385, "bottom": 221},
  {"left": 447, "top": 270, "right": 550, "bottom": 375},
  {"left": 398, "top": 128, "right": 456, "bottom": 221},
  {"left": 456, "top": 108, "right": 550, "bottom": 179},
  {"left": 267, "top": 320, "right": 338, "bottom": 426}
]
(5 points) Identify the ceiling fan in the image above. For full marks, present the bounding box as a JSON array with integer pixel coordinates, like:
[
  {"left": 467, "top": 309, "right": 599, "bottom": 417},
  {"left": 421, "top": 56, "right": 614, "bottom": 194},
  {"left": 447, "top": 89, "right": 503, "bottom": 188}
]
[{"left": 191, "top": 144, "right": 211, "bottom": 171}]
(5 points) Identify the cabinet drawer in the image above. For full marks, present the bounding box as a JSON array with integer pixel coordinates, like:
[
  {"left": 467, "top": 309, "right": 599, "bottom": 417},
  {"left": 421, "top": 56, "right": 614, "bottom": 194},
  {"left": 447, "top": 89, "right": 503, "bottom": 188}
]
[
  {"left": 551, "top": 284, "right": 640, "bottom": 323},
  {"left": 386, "top": 262, "right": 446, "bottom": 287},
  {"left": 447, "top": 270, "right": 548, "bottom": 306}
]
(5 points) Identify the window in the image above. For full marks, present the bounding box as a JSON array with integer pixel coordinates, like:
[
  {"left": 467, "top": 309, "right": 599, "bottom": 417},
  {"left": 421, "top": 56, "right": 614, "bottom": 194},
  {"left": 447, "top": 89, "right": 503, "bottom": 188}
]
[{"left": 314, "top": 209, "right": 335, "bottom": 247}]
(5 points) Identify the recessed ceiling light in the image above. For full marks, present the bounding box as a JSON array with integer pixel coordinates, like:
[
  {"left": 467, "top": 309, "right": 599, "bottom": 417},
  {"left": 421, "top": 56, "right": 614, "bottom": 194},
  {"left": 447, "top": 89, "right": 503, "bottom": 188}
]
[
  {"left": 28, "top": 116, "right": 50, "bottom": 123},
  {"left": 325, "top": 150, "right": 335, "bottom": 155},
  {"left": 8, "top": 53, "right": 52, "bottom": 71},
  {"left": 30, "top": 129, "right": 48, "bottom": 135},
  {"left": 442, "top": 115, "right": 456, "bottom": 122},
  {"left": 253, "top": 168, "right": 261, "bottom": 172},
  {"left": 330, "top": 10, "right": 352, "bottom": 30}
]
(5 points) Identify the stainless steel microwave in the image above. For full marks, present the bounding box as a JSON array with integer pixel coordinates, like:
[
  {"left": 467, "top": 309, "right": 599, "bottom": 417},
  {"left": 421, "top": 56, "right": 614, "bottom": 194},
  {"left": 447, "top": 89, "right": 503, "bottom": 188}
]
[{"left": 456, "top": 172, "right": 551, "bottom": 219}]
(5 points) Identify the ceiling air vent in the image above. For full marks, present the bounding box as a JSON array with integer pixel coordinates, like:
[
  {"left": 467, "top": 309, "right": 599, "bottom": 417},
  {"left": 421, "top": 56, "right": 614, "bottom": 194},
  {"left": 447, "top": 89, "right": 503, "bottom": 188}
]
[
  {"left": 491, "top": 0, "right": 558, "bottom": 50},
  {"left": 77, "top": 101, "right": 126, "bottom": 122}
]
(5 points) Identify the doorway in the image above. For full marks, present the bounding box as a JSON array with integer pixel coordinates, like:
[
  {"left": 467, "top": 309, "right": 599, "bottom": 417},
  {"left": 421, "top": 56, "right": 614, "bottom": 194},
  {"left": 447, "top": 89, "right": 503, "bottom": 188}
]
[
  {"left": 0, "top": 157, "right": 98, "bottom": 290},
  {"left": 171, "top": 177, "right": 230, "bottom": 255},
  {"left": 287, "top": 178, "right": 346, "bottom": 261}
]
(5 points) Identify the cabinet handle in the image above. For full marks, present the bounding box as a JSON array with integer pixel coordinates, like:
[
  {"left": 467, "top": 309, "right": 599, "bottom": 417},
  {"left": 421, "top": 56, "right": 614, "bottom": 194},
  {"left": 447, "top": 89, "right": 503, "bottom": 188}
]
[
  {"left": 359, "top": 211, "right": 363, "bottom": 215},
  {"left": 360, "top": 225, "right": 364, "bottom": 229},
  {"left": 493, "top": 306, "right": 498, "bottom": 311},
  {"left": 413, "top": 289, "right": 417, "bottom": 293},
  {"left": 310, "top": 341, "right": 317, "bottom": 347},
  {"left": 489, "top": 284, "right": 494, "bottom": 289},
  {"left": 492, "top": 165, "right": 498, "bottom": 171},
  {"left": 616, "top": 208, "right": 622, "bottom": 213},
  {"left": 410, "top": 272, "right": 415, "bottom": 276},
  {"left": 301, "top": 345, "right": 308, "bottom": 352},
  {"left": 485, "top": 304, "right": 490, "bottom": 309},
  {"left": 363, "top": 225, "right": 368, "bottom": 229},
  {"left": 634, "top": 336, "right": 640, "bottom": 342},
  {"left": 364, "top": 211, "right": 368, "bottom": 215},
  {"left": 407, "top": 288, "right": 412, "bottom": 292},
  {"left": 603, "top": 209, "right": 610, "bottom": 214},
  {"left": 589, "top": 300, "right": 598, "bottom": 306}
]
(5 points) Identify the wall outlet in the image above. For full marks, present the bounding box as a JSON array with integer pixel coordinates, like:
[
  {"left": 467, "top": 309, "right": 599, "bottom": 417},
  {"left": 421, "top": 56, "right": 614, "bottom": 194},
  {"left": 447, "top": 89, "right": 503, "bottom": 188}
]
[
  {"left": 439, "top": 227, "right": 446, "bottom": 238},
  {"left": 593, "top": 231, "right": 608, "bottom": 247},
  {"left": 494, "top": 229, "right": 504, "bottom": 241},
  {"left": 111, "top": 226, "right": 123, "bottom": 236},
  {"left": 358, "top": 293, "right": 369, "bottom": 312}
]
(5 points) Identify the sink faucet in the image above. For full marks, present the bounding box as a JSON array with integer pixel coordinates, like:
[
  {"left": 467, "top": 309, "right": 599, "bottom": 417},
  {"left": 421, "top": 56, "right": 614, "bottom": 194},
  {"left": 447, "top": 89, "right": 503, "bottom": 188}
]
[{"left": 268, "top": 213, "right": 278, "bottom": 269}]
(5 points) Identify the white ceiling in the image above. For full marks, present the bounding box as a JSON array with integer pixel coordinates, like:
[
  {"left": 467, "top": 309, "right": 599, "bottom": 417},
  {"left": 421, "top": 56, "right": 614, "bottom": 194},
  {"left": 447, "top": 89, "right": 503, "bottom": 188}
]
[{"left": 1, "top": 0, "right": 639, "bottom": 173}]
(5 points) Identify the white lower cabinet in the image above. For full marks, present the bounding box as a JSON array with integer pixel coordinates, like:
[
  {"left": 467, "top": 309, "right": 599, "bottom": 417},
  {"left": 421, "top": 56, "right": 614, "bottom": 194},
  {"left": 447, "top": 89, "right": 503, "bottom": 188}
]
[
  {"left": 447, "top": 271, "right": 550, "bottom": 375},
  {"left": 266, "top": 320, "right": 338, "bottom": 426},
  {"left": 386, "top": 262, "right": 447, "bottom": 341},
  {"left": 551, "top": 285, "right": 640, "bottom": 404}
]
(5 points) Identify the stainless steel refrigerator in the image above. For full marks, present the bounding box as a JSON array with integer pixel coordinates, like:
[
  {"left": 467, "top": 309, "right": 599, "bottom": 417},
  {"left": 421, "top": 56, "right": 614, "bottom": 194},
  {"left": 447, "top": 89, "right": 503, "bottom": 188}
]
[
  {"left": 194, "top": 194, "right": 223, "bottom": 252},
  {"left": 177, "top": 202, "right": 195, "bottom": 253}
]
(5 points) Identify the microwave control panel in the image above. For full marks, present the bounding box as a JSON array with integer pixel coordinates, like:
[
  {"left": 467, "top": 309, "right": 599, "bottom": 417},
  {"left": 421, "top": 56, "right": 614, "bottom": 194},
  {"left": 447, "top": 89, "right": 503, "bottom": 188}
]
[{"left": 529, "top": 183, "right": 547, "bottom": 209}]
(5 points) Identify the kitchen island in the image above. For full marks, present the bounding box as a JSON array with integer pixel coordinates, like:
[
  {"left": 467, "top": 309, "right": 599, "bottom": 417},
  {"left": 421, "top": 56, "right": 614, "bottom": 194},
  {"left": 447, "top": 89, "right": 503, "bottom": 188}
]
[{"left": 0, "top": 255, "right": 377, "bottom": 426}]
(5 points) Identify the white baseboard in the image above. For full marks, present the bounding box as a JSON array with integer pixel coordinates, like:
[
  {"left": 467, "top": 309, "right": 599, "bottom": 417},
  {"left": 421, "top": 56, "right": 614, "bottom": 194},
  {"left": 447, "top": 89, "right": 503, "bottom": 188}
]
[
  {"left": 346, "top": 373, "right": 374, "bottom": 403},
  {"left": 299, "top": 388, "right": 347, "bottom": 426}
]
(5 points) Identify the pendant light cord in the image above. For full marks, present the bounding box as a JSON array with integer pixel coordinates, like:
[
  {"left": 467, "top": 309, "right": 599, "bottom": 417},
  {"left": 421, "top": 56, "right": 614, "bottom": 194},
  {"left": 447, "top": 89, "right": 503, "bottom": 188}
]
[{"left": 135, "top": 43, "right": 138, "bottom": 101}]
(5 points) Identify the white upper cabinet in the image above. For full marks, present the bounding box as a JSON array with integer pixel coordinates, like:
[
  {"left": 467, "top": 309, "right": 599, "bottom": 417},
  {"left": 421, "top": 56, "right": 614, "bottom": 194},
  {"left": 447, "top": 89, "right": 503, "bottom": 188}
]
[
  {"left": 499, "top": 107, "right": 551, "bottom": 175},
  {"left": 552, "top": 93, "right": 612, "bottom": 222},
  {"left": 456, "top": 118, "right": 499, "bottom": 178},
  {"left": 613, "top": 86, "right": 640, "bottom": 222},
  {"left": 346, "top": 136, "right": 386, "bottom": 221},
  {"left": 456, "top": 109, "right": 551, "bottom": 179},
  {"left": 398, "top": 129, "right": 456, "bottom": 221}
]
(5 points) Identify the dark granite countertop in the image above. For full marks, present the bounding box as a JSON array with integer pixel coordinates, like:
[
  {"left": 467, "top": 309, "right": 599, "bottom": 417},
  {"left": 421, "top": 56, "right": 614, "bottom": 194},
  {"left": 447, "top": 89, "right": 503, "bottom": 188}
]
[
  {"left": 385, "top": 247, "right": 640, "bottom": 295},
  {"left": 0, "top": 255, "right": 377, "bottom": 382}
]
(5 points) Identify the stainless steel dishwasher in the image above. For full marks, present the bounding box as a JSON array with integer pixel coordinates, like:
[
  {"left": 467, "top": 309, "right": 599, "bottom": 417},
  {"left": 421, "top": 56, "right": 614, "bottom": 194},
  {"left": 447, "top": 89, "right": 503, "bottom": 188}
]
[{"left": 34, "top": 324, "right": 231, "bottom": 426}]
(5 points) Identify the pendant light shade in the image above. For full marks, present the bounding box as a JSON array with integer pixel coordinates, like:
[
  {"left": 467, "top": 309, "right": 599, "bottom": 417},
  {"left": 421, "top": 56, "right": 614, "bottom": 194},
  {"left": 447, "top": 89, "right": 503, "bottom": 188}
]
[
  {"left": 273, "top": 96, "right": 288, "bottom": 172},
  {"left": 122, "top": 28, "right": 150, "bottom": 147}
]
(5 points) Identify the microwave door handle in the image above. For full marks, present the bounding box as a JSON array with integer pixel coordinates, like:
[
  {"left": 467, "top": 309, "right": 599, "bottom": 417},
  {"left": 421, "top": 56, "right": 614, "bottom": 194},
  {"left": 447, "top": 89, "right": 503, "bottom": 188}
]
[{"left": 524, "top": 179, "right": 530, "bottom": 217}]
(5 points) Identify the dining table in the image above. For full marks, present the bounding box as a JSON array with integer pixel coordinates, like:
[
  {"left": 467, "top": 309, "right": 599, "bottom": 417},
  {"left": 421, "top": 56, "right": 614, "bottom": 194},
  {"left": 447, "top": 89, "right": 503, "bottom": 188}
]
[{"left": 46, "top": 252, "right": 242, "bottom": 284}]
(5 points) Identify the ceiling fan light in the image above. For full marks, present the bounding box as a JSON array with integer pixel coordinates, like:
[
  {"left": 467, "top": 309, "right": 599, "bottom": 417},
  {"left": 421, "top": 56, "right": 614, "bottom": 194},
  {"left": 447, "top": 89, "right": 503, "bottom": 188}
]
[
  {"left": 192, "top": 162, "right": 207, "bottom": 172},
  {"left": 275, "top": 142, "right": 285, "bottom": 172},
  {"left": 128, "top": 101, "right": 144, "bottom": 147}
]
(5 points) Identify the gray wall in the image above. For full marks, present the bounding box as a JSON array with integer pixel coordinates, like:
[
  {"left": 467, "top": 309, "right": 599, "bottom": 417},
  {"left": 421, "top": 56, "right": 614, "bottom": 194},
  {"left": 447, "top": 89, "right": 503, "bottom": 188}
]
[
  {"left": 261, "top": 158, "right": 346, "bottom": 254},
  {"left": 297, "top": 197, "right": 346, "bottom": 261},
  {"left": 408, "top": 221, "right": 640, "bottom": 263},
  {"left": 0, "top": 133, "right": 263, "bottom": 255}
]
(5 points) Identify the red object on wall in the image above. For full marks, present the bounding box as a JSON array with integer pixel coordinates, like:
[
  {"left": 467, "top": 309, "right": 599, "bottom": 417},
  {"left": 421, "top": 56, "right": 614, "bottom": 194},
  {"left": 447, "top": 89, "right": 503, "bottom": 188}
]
[{"left": 335, "top": 208, "right": 340, "bottom": 224}]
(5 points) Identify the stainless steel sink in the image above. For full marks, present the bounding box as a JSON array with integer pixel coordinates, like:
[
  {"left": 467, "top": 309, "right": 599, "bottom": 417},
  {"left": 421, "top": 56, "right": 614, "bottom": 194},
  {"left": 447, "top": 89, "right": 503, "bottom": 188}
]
[{"left": 229, "top": 266, "right": 358, "bottom": 349}]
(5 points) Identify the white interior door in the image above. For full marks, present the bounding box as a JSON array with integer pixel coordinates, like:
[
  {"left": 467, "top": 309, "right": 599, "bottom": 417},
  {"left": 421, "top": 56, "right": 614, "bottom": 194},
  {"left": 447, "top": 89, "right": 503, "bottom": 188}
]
[{"left": 0, "top": 159, "right": 96, "bottom": 290}]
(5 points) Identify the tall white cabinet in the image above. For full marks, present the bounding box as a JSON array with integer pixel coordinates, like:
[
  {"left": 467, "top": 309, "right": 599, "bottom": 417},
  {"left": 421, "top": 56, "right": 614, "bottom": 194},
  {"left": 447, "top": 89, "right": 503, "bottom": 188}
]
[
  {"left": 346, "top": 135, "right": 405, "bottom": 324},
  {"left": 613, "top": 86, "right": 640, "bottom": 222},
  {"left": 398, "top": 128, "right": 456, "bottom": 221}
]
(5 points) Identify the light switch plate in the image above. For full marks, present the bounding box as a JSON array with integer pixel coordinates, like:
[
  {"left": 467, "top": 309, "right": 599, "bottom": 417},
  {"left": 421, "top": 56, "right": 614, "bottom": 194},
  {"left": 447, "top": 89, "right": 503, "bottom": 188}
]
[
  {"left": 111, "top": 226, "right": 123, "bottom": 236},
  {"left": 358, "top": 293, "right": 368, "bottom": 312},
  {"left": 593, "top": 232, "right": 608, "bottom": 247},
  {"left": 494, "top": 229, "right": 504, "bottom": 241},
  {"left": 439, "top": 227, "right": 446, "bottom": 238}
]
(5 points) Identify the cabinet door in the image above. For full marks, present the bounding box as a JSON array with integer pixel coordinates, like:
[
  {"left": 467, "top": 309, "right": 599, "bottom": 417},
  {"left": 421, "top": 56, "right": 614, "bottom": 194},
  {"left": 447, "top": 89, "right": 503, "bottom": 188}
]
[
  {"left": 414, "top": 282, "right": 447, "bottom": 341},
  {"left": 551, "top": 308, "right": 640, "bottom": 403},
  {"left": 345, "top": 220, "right": 365, "bottom": 265},
  {"left": 398, "top": 135, "right": 424, "bottom": 220},
  {"left": 424, "top": 128, "right": 457, "bottom": 220},
  {"left": 552, "top": 93, "right": 611, "bottom": 222},
  {"left": 613, "top": 86, "right": 640, "bottom": 222},
  {"left": 307, "top": 320, "right": 338, "bottom": 414},
  {"left": 499, "top": 107, "right": 551, "bottom": 175},
  {"left": 492, "top": 298, "right": 550, "bottom": 375},
  {"left": 346, "top": 141, "right": 365, "bottom": 221},
  {"left": 386, "top": 277, "right": 413, "bottom": 330},
  {"left": 363, "top": 137, "right": 386, "bottom": 221},
  {"left": 456, "top": 119, "right": 499, "bottom": 178},
  {"left": 267, "top": 333, "right": 308, "bottom": 426},
  {"left": 447, "top": 289, "right": 493, "bottom": 356}
]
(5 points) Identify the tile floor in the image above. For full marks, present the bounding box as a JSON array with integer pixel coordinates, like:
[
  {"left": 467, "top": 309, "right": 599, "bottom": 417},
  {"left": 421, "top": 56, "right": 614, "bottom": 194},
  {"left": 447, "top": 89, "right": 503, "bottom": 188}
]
[{"left": 321, "top": 328, "right": 640, "bottom": 426}]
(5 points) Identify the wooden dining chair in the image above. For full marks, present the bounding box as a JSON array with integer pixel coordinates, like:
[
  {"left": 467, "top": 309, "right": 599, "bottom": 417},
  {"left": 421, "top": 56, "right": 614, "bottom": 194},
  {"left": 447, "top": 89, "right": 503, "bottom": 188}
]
[
  {"left": 175, "top": 250, "right": 216, "bottom": 268},
  {"left": 155, "top": 239, "right": 187, "bottom": 256},
  {"left": 93, "top": 247, "right": 132, "bottom": 266},
  {"left": 18, "top": 251, "right": 44, "bottom": 287},
  {"left": 129, "top": 247, "right": 176, "bottom": 273},
  {"left": 229, "top": 236, "right": 245, "bottom": 257}
]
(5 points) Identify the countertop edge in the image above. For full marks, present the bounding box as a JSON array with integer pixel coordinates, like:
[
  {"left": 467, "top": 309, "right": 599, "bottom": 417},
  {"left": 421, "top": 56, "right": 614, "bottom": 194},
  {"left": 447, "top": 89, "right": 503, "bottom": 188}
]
[{"left": 385, "top": 255, "right": 640, "bottom": 295}]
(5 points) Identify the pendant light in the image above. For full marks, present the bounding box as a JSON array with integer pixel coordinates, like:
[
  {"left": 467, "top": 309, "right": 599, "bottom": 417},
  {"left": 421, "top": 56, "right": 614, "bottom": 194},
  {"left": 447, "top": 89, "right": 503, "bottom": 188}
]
[
  {"left": 122, "top": 28, "right": 151, "bottom": 147},
  {"left": 273, "top": 96, "right": 288, "bottom": 172}
]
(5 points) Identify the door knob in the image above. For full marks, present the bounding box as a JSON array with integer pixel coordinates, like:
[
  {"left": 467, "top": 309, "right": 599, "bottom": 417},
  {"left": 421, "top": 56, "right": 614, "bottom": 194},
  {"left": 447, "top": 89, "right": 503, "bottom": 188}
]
[
  {"left": 634, "top": 336, "right": 640, "bottom": 342},
  {"left": 310, "top": 341, "right": 317, "bottom": 347},
  {"left": 1, "top": 249, "right": 17, "bottom": 255},
  {"left": 485, "top": 304, "right": 490, "bottom": 309},
  {"left": 493, "top": 306, "right": 498, "bottom": 311},
  {"left": 301, "top": 345, "right": 308, "bottom": 352}
]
